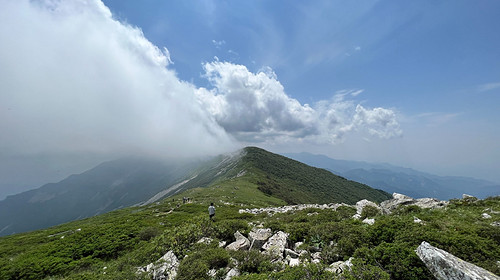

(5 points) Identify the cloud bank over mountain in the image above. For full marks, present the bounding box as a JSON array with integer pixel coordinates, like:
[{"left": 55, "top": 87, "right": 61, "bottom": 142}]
[{"left": 0, "top": 0, "right": 401, "bottom": 198}]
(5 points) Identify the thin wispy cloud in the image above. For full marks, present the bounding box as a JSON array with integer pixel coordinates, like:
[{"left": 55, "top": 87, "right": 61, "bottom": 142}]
[
  {"left": 477, "top": 82, "right": 500, "bottom": 93},
  {"left": 416, "top": 112, "right": 461, "bottom": 127}
]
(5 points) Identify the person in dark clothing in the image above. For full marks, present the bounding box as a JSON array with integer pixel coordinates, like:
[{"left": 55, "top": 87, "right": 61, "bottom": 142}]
[{"left": 208, "top": 202, "right": 215, "bottom": 221}]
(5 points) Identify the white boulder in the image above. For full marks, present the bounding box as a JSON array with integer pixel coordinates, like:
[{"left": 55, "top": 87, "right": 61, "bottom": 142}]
[{"left": 416, "top": 241, "right": 500, "bottom": 280}]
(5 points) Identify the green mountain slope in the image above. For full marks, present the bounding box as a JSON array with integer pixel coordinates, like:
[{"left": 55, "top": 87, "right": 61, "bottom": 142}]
[
  {"left": 239, "top": 147, "right": 391, "bottom": 204},
  {"left": 145, "top": 147, "right": 390, "bottom": 206}
]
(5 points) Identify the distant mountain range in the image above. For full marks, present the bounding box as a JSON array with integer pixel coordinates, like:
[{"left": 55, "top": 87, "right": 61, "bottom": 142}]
[
  {"left": 0, "top": 157, "right": 201, "bottom": 236},
  {"left": 0, "top": 147, "right": 390, "bottom": 236},
  {"left": 283, "top": 152, "right": 500, "bottom": 200}
]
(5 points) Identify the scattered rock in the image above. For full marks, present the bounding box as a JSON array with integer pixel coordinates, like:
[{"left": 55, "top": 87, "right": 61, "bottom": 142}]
[
  {"left": 462, "top": 194, "right": 476, "bottom": 199},
  {"left": 207, "top": 268, "right": 217, "bottom": 277},
  {"left": 289, "top": 258, "right": 300, "bottom": 267},
  {"left": 224, "top": 267, "right": 240, "bottom": 280},
  {"left": 294, "top": 241, "right": 304, "bottom": 251},
  {"left": 413, "top": 216, "right": 425, "bottom": 224},
  {"left": 311, "top": 252, "right": 322, "bottom": 260},
  {"left": 326, "top": 257, "right": 354, "bottom": 274},
  {"left": 355, "top": 199, "right": 381, "bottom": 215},
  {"left": 416, "top": 241, "right": 500, "bottom": 280},
  {"left": 263, "top": 231, "right": 289, "bottom": 259},
  {"left": 414, "top": 198, "right": 449, "bottom": 209},
  {"left": 491, "top": 222, "right": 500, "bottom": 227},
  {"left": 285, "top": 248, "right": 300, "bottom": 258},
  {"left": 362, "top": 218, "right": 375, "bottom": 225},
  {"left": 197, "top": 237, "right": 213, "bottom": 244},
  {"left": 219, "top": 240, "right": 227, "bottom": 248},
  {"left": 137, "top": 251, "right": 179, "bottom": 280},
  {"left": 226, "top": 231, "right": 250, "bottom": 251},
  {"left": 249, "top": 228, "right": 272, "bottom": 250},
  {"left": 380, "top": 193, "right": 448, "bottom": 214},
  {"left": 482, "top": 213, "right": 492, "bottom": 219},
  {"left": 239, "top": 203, "right": 346, "bottom": 215},
  {"left": 352, "top": 213, "right": 362, "bottom": 220},
  {"left": 380, "top": 193, "right": 415, "bottom": 214}
]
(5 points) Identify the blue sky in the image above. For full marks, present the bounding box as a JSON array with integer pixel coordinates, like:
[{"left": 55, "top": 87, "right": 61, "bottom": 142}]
[{"left": 1, "top": 0, "right": 499, "bottom": 198}]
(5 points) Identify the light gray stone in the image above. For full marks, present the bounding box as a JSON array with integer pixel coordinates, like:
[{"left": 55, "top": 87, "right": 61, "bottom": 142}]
[
  {"left": 414, "top": 198, "right": 449, "bottom": 209},
  {"left": 249, "top": 228, "right": 272, "bottom": 250},
  {"left": 197, "top": 237, "right": 213, "bottom": 244},
  {"left": 284, "top": 248, "right": 300, "bottom": 258},
  {"left": 362, "top": 218, "right": 375, "bottom": 225},
  {"left": 380, "top": 193, "right": 448, "bottom": 214},
  {"left": 262, "top": 231, "right": 289, "bottom": 259},
  {"left": 462, "top": 194, "right": 476, "bottom": 199},
  {"left": 414, "top": 216, "right": 425, "bottom": 224},
  {"left": 326, "top": 257, "right": 354, "bottom": 274},
  {"left": 311, "top": 252, "right": 322, "bottom": 260},
  {"left": 226, "top": 231, "right": 250, "bottom": 251},
  {"left": 224, "top": 268, "right": 240, "bottom": 280},
  {"left": 416, "top": 241, "right": 500, "bottom": 280},
  {"left": 352, "top": 213, "right": 362, "bottom": 220},
  {"left": 137, "top": 250, "right": 179, "bottom": 280},
  {"left": 289, "top": 258, "right": 300, "bottom": 267},
  {"left": 355, "top": 199, "right": 380, "bottom": 215},
  {"left": 482, "top": 213, "right": 492, "bottom": 219},
  {"left": 380, "top": 193, "right": 415, "bottom": 214}
]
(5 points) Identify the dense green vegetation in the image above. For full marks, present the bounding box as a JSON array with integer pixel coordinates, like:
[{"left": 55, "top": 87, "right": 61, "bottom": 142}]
[
  {"left": 1, "top": 185, "right": 499, "bottom": 279},
  {"left": 241, "top": 147, "right": 391, "bottom": 204}
]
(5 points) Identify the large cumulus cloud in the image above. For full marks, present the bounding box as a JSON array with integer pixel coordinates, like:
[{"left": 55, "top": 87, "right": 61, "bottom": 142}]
[{"left": 196, "top": 61, "right": 402, "bottom": 143}]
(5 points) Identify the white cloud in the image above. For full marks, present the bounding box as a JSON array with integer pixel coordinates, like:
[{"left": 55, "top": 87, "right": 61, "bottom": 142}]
[
  {"left": 477, "top": 82, "right": 500, "bottom": 93},
  {"left": 415, "top": 112, "right": 461, "bottom": 127},
  {"left": 196, "top": 61, "right": 402, "bottom": 143},
  {"left": 212, "top": 39, "right": 226, "bottom": 49},
  {"left": 0, "top": 0, "right": 235, "bottom": 160}
]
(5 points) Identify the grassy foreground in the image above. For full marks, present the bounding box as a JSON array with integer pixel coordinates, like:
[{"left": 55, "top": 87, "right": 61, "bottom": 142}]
[{"left": 0, "top": 175, "right": 499, "bottom": 280}]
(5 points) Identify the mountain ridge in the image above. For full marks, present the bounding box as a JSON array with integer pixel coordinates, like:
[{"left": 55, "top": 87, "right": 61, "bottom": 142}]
[{"left": 0, "top": 147, "right": 390, "bottom": 236}]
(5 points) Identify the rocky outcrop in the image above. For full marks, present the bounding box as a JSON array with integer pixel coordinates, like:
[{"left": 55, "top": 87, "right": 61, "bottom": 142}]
[
  {"left": 380, "top": 193, "right": 415, "bottom": 214},
  {"left": 262, "top": 231, "right": 289, "bottom": 259},
  {"left": 249, "top": 228, "right": 272, "bottom": 250},
  {"left": 362, "top": 218, "right": 375, "bottom": 225},
  {"left": 226, "top": 231, "right": 250, "bottom": 251},
  {"left": 416, "top": 241, "right": 500, "bottom": 280},
  {"left": 326, "top": 257, "right": 353, "bottom": 274},
  {"left": 224, "top": 267, "right": 240, "bottom": 280},
  {"left": 239, "top": 203, "right": 351, "bottom": 215},
  {"left": 380, "top": 193, "right": 448, "bottom": 214},
  {"left": 137, "top": 251, "right": 179, "bottom": 280},
  {"left": 414, "top": 197, "right": 448, "bottom": 209},
  {"left": 355, "top": 199, "right": 381, "bottom": 215}
]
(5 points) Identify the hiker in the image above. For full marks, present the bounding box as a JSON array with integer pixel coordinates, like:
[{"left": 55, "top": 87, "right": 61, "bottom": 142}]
[{"left": 208, "top": 203, "right": 216, "bottom": 221}]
